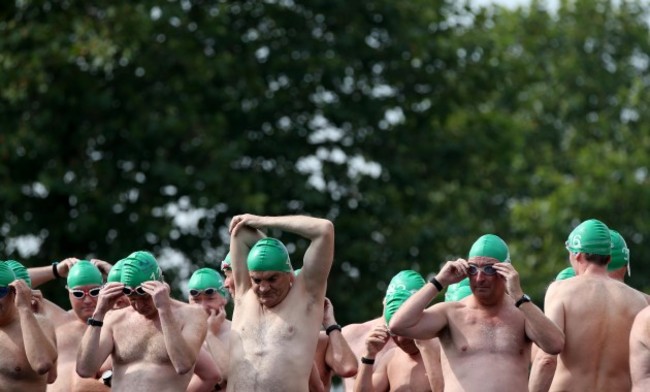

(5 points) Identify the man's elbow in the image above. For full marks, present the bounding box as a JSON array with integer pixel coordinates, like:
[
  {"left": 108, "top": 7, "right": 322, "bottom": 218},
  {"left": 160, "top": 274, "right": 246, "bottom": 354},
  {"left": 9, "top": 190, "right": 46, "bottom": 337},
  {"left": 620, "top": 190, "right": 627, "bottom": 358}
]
[
  {"left": 388, "top": 318, "right": 407, "bottom": 336},
  {"left": 543, "top": 333, "right": 565, "bottom": 355},
  {"left": 335, "top": 362, "right": 358, "bottom": 378},
  {"left": 76, "top": 364, "right": 96, "bottom": 378},
  {"left": 174, "top": 361, "right": 195, "bottom": 375},
  {"left": 34, "top": 361, "right": 54, "bottom": 375},
  {"left": 534, "top": 352, "right": 558, "bottom": 370}
]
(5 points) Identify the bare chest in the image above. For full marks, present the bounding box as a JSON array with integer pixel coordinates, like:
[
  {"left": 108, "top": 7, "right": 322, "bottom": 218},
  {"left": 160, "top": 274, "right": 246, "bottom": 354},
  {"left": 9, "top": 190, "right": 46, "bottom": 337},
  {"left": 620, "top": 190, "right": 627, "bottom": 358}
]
[
  {"left": 0, "top": 323, "right": 39, "bottom": 380},
  {"left": 446, "top": 311, "right": 527, "bottom": 356},
  {"left": 112, "top": 319, "right": 170, "bottom": 365},
  {"left": 387, "top": 355, "right": 430, "bottom": 392}
]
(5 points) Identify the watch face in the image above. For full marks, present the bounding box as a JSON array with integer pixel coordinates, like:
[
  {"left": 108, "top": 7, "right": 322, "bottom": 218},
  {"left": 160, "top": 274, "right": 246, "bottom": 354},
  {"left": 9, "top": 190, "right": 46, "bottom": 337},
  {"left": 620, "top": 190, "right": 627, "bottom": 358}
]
[{"left": 102, "top": 370, "right": 113, "bottom": 379}]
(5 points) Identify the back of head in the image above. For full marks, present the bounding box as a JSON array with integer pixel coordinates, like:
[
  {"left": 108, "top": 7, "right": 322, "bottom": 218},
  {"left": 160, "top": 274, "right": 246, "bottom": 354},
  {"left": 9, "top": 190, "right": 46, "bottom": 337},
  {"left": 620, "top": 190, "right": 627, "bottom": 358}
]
[
  {"left": 384, "top": 270, "right": 425, "bottom": 324},
  {"left": 121, "top": 251, "right": 161, "bottom": 288},
  {"left": 188, "top": 268, "right": 227, "bottom": 297},
  {"left": 468, "top": 234, "right": 510, "bottom": 263},
  {"left": 67, "top": 260, "right": 103, "bottom": 288},
  {"left": 445, "top": 278, "right": 471, "bottom": 302},
  {"left": 566, "top": 219, "right": 611, "bottom": 257},
  {"left": 0, "top": 262, "right": 16, "bottom": 287},
  {"left": 608, "top": 229, "right": 630, "bottom": 274},
  {"left": 5, "top": 260, "right": 31, "bottom": 288},
  {"left": 247, "top": 238, "right": 292, "bottom": 273},
  {"left": 107, "top": 259, "right": 126, "bottom": 283},
  {"left": 555, "top": 267, "right": 576, "bottom": 281}
]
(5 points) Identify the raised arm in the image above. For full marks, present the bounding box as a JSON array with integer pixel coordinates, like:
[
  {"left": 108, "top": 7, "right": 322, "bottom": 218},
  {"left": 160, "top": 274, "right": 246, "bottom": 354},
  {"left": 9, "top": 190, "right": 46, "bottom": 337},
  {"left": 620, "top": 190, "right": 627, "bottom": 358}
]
[
  {"left": 323, "top": 298, "right": 358, "bottom": 378},
  {"left": 11, "top": 279, "right": 57, "bottom": 375},
  {"left": 28, "top": 257, "right": 79, "bottom": 288},
  {"left": 353, "top": 325, "right": 392, "bottom": 392},
  {"left": 230, "top": 214, "right": 334, "bottom": 298},
  {"left": 229, "top": 221, "right": 265, "bottom": 297},
  {"left": 389, "top": 259, "right": 467, "bottom": 339},
  {"left": 76, "top": 282, "right": 121, "bottom": 378},
  {"left": 146, "top": 285, "right": 208, "bottom": 375}
]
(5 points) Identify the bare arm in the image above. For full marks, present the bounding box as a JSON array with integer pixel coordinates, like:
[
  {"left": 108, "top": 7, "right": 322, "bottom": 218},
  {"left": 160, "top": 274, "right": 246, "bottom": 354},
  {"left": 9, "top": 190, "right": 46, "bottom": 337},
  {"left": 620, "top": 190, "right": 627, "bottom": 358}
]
[
  {"left": 28, "top": 257, "right": 79, "bottom": 288},
  {"left": 147, "top": 285, "right": 208, "bottom": 375},
  {"left": 353, "top": 325, "right": 391, "bottom": 392},
  {"left": 230, "top": 214, "right": 334, "bottom": 299},
  {"left": 229, "top": 222, "right": 265, "bottom": 297},
  {"left": 492, "top": 263, "right": 565, "bottom": 355},
  {"left": 76, "top": 283, "right": 121, "bottom": 377},
  {"left": 186, "top": 345, "right": 222, "bottom": 392},
  {"left": 528, "top": 282, "right": 564, "bottom": 392},
  {"left": 415, "top": 338, "right": 444, "bottom": 392},
  {"left": 12, "top": 280, "right": 57, "bottom": 374},
  {"left": 630, "top": 307, "right": 650, "bottom": 390},
  {"left": 323, "top": 298, "right": 358, "bottom": 378}
]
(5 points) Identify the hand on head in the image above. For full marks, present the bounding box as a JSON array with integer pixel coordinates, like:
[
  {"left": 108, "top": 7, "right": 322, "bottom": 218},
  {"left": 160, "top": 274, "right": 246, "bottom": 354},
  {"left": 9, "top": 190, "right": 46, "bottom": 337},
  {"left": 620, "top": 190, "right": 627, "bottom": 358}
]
[
  {"left": 364, "top": 324, "right": 391, "bottom": 357},
  {"left": 97, "top": 282, "right": 128, "bottom": 315},
  {"left": 90, "top": 258, "right": 113, "bottom": 278},
  {"left": 140, "top": 281, "right": 171, "bottom": 309},
  {"left": 491, "top": 262, "right": 523, "bottom": 298},
  {"left": 57, "top": 257, "right": 81, "bottom": 278},
  {"left": 10, "top": 279, "right": 31, "bottom": 309}
]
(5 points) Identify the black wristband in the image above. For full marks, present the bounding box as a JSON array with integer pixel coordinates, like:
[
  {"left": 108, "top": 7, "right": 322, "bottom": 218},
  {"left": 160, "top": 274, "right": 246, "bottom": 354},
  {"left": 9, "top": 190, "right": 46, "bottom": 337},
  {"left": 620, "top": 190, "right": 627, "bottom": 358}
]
[
  {"left": 361, "top": 356, "right": 375, "bottom": 365},
  {"left": 325, "top": 324, "right": 342, "bottom": 336},
  {"left": 87, "top": 318, "right": 103, "bottom": 327},
  {"left": 52, "top": 262, "right": 61, "bottom": 279},
  {"left": 429, "top": 277, "right": 443, "bottom": 292}
]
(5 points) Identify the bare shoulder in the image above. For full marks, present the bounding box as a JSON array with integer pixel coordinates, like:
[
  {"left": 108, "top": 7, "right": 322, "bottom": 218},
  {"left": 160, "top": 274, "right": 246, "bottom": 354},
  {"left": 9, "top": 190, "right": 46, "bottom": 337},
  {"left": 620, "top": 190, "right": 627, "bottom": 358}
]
[
  {"left": 342, "top": 318, "right": 382, "bottom": 339},
  {"left": 635, "top": 306, "right": 650, "bottom": 323}
]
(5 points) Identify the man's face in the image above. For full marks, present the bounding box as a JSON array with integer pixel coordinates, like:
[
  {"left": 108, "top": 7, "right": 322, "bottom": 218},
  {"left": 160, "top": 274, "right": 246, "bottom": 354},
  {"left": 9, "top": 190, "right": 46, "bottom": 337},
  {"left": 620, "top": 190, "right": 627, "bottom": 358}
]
[
  {"left": 468, "top": 257, "right": 504, "bottom": 300},
  {"left": 189, "top": 289, "right": 228, "bottom": 315},
  {"left": 250, "top": 271, "right": 293, "bottom": 308},
  {"left": 128, "top": 292, "right": 157, "bottom": 318},
  {"left": 68, "top": 284, "right": 101, "bottom": 321},
  {"left": 223, "top": 269, "right": 235, "bottom": 299}
]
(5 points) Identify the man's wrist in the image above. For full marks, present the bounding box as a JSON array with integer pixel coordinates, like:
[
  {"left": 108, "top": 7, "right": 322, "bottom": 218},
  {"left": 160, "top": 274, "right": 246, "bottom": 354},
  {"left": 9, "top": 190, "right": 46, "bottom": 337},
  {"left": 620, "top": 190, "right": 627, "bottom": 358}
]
[
  {"left": 87, "top": 318, "right": 104, "bottom": 327},
  {"left": 325, "top": 323, "right": 342, "bottom": 336},
  {"left": 429, "top": 276, "right": 444, "bottom": 292},
  {"left": 52, "top": 262, "right": 62, "bottom": 279}
]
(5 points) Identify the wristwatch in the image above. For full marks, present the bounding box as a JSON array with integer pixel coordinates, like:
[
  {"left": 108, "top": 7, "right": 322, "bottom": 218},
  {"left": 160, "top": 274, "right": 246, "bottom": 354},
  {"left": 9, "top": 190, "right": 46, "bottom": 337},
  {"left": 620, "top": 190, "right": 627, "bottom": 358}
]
[
  {"left": 515, "top": 294, "right": 532, "bottom": 308},
  {"left": 87, "top": 318, "right": 104, "bottom": 327}
]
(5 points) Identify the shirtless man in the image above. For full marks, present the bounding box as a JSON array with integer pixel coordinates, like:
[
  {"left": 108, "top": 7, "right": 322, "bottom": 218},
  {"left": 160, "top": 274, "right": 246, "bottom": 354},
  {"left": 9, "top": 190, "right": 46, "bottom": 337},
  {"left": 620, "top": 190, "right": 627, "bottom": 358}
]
[
  {"left": 186, "top": 267, "right": 231, "bottom": 390},
  {"left": 354, "top": 270, "right": 443, "bottom": 392},
  {"left": 227, "top": 213, "right": 334, "bottom": 391},
  {"left": 630, "top": 305, "right": 650, "bottom": 391},
  {"left": 529, "top": 219, "right": 647, "bottom": 391},
  {"left": 389, "top": 234, "right": 564, "bottom": 392},
  {"left": 0, "top": 262, "right": 57, "bottom": 391},
  {"left": 76, "top": 250, "right": 208, "bottom": 392},
  {"left": 342, "top": 318, "right": 395, "bottom": 391}
]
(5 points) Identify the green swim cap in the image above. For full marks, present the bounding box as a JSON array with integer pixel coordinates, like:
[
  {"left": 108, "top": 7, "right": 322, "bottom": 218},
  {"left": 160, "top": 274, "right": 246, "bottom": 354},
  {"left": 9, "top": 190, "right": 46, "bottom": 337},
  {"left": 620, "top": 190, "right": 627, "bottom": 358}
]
[
  {"left": 5, "top": 260, "right": 31, "bottom": 288},
  {"left": 67, "top": 260, "right": 103, "bottom": 288},
  {"left": 555, "top": 267, "right": 576, "bottom": 281},
  {"left": 468, "top": 234, "right": 510, "bottom": 263},
  {"left": 220, "top": 253, "right": 231, "bottom": 272},
  {"left": 565, "top": 219, "right": 611, "bottom": 256},
  {"left": 247, "top": 238, "right": 292, "bottom": 273},
  {"left": 0, "top": 262, "right": 16, "bottom": 286},
  {"left": 121, "top": 251, "right": 161, "bottom": 288},
  {"left": 294, "top": 268, "right": 302, "bottom": 276},
  {"left": 188, "top": 268, "right": 227, "bottom": 297},
  {"left": 107, "top": 259, "right": 126, "bottom": 283},
  {"left": 384, "top": 270, "right": 425, "bottom": 324},
  {"left": 445, "top": 278, "right": 471, "bottom": 302},
  {"left": 608, "top": 230, "right": 630, "bottom": 272}
]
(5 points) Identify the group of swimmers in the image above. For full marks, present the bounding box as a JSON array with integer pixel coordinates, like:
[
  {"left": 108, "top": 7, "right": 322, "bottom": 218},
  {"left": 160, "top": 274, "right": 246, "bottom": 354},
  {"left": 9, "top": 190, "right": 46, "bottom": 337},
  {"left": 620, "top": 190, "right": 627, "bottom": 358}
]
[{"left": 0, "top": 213, "right": 648, "bottom": 391}]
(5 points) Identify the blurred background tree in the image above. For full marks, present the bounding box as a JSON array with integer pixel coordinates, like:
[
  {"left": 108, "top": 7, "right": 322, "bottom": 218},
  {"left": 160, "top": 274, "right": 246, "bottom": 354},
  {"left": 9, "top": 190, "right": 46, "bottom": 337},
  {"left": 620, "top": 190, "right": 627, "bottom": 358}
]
[{"left": 1, "top": 0, "right": 649, "bottom": 324}]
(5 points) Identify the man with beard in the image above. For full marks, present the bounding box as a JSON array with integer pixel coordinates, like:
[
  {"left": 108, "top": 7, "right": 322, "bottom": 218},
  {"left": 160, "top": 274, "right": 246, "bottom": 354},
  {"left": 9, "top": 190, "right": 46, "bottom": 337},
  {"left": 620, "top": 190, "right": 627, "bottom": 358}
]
[{"left": 76, "top": 251, "right": 208, "bottom": 392}]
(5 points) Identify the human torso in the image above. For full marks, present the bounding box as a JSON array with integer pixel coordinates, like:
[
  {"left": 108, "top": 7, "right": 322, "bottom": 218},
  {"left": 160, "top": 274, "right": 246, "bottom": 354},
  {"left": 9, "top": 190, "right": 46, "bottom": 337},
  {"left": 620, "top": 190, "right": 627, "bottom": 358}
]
[
  {"left": 551, "top": 276, "right": 647, "bottom": 392},
  {"left": 228, "top": 287, "right": 323, "bottom": 392},
  {"left": 48, "top": 316, "right": 109, "bottom": 392},
  {"left": 439, "top": 299, "right": 529, "bottom": 392},
  {"left": 631, "top": 307, "right": 650, "bottom": 392},
  {"left": 341, "top": 318, "right": 395, "bottom": 392},
  {"left": 0, "top": 316, "right": 48, "bottom": 392},
  {"left": 385, "top": 348, "right": 430, "bottom": 392},
  {"left": 109, "top": 304, "right": 195, "bottom": 392}
]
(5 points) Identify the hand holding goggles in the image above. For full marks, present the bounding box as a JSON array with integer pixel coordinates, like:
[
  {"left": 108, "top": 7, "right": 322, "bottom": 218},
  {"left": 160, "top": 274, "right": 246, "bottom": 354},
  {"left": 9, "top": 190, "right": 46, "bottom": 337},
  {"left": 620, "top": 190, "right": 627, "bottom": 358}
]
[
  {"left": 122, "top": 286, "right": 147, "bottom": 296},
  {"left": 69, "top": 287, "right": 102, "bottom": 299},
  {"left": 467, "top": 264, "right": 498, "bottom": 276}
]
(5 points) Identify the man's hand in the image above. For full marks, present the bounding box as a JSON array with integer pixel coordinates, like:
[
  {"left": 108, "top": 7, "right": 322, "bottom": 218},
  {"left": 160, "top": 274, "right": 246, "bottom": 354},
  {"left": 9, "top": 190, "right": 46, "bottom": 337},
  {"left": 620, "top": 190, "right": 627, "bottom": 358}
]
[
  {"left": 11, "top": 279, "right": 33, "bottom": 310},
  {"left": 492, "top": 262, "right": 524, "bottom": 300},
  {"left": 207, "top": 306, "right": 226, "bottom": 334},
  {"left": 322, "top": 297, "right": 337, "bottom": 328},
  {"left": 57, "top": 257, "right": 80, "bottom": 278},
  {"left": 435, "top": 258, "right": 470, "bottom": 287},
  {"left": 90, "top": 259, "right": 113, "bottom": 278},
  {"left": 31, "top": 289, "right": 44, "bottom": 313},
  {"left": 140, "top": 281, "right": 172, "bottom": 310},
  {"left": 95, "top": 282, "right": 126, "bottom": 317},
  {"left": 229, "top": 214, "right": 266, "bottom": 235},
  {"left": 363, "top": 324, "right": 391, "bottom": 358}
]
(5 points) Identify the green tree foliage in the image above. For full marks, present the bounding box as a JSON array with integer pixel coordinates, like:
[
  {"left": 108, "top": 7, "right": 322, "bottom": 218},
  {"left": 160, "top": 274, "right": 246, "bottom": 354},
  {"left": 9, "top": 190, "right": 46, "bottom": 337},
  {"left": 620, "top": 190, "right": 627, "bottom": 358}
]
[{"left": 1, "top": 0, "right": 649, "bottom": 322}]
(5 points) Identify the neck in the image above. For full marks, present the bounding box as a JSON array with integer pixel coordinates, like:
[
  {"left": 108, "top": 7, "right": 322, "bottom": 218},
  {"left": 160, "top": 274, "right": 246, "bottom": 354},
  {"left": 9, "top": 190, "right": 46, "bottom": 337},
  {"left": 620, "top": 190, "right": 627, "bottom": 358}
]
[{"left": 578, "top": 263, "right": 608, "bottom": 276}]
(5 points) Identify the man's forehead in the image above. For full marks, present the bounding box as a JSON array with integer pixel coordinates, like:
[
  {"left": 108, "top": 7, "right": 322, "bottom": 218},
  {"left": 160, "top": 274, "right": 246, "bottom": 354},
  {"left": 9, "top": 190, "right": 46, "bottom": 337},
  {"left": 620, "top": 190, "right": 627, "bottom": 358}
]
[
  {"left": 69, "top": 284, "right": 102, "bottom": 290},
  {"left": 250, "top": 271, "right": 285, "bottom": 279},
  {"left": 468, "top": 256, "right": 500, "bottom": 266}
]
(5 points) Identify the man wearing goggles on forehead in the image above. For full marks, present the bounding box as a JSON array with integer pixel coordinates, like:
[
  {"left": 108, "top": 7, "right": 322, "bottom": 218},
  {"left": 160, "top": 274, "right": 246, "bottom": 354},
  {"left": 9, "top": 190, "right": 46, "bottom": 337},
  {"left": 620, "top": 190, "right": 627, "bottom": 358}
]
[
  {"left": 0, "top": 261, "right": 57, "bottom": 391},
  {"left": 389, "top": 234, "right": 564, "bottom": 392},
  {"left": 77, "top": 251, "right": 210, "bottom": 392}
]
